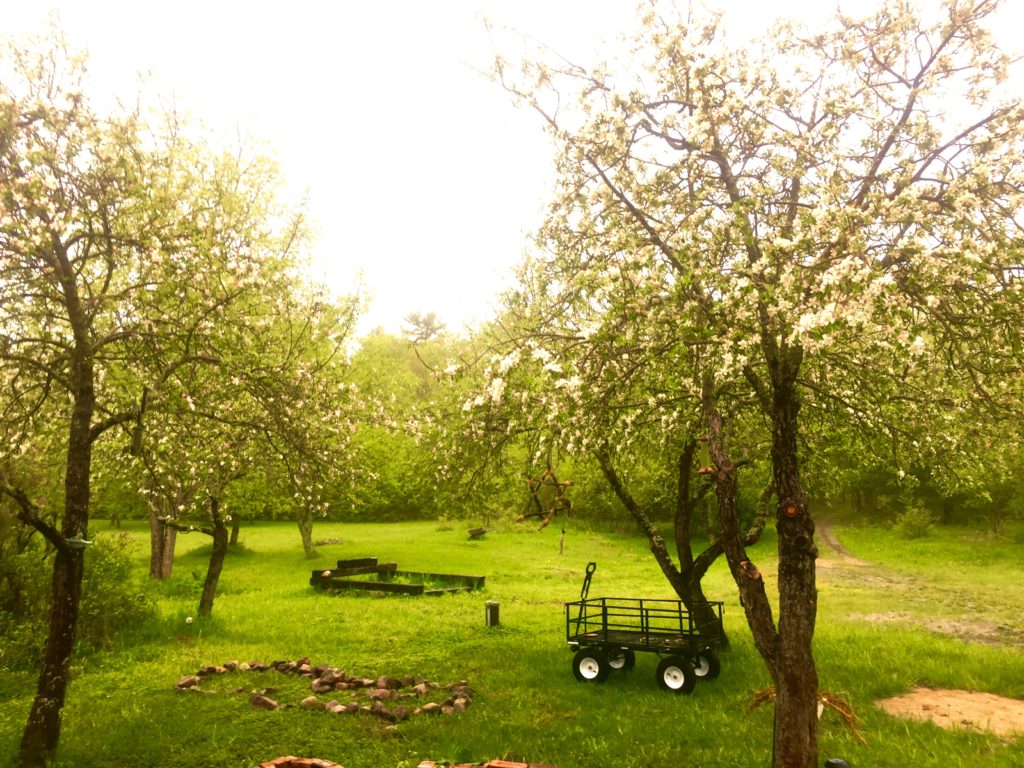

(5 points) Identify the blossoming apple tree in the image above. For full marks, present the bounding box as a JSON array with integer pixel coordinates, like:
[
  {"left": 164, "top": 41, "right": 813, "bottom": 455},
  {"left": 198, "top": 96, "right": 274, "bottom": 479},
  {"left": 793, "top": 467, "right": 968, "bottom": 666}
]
[
  {"left": 480, "top": 1, "right": 1024, "bottom": 765},
  {"left": 0, "top": 31, "right": 360, "bottom": 765}
]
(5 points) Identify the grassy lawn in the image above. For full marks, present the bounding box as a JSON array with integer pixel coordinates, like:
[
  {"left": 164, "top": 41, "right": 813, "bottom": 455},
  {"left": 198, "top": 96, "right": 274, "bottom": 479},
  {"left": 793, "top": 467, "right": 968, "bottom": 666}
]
[{"left": 1, "top": 518, "right": 1022, "bottom": 767}]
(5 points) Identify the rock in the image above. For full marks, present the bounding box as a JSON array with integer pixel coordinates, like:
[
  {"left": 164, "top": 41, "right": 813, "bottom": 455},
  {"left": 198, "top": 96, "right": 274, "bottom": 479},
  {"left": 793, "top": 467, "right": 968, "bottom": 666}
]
[
  {"left": 377, "top": 676, "right": 401, "bottom": 689},
  {"left": 420, "top": 702, "right": 442, "bottom": 715},
  {"left": 238, "top": 662, "right": 251, "bottom": 671},
  {"left": 326, "top": 701, "right": 345, "bottom": 714},
  {"left": 197, "top": 665, "right": 219, "bottom": 676},
  {"left": 412, "top": 682, "right": 431, "bottom": 696},
  {"left": 176, "top": 675, "right": 201, "bottom": 689},
  {"left": 382, "top": 724, "right": 400, "bottom": 739},
  {"left": 299, "top": 696, "right": 321, "bottom": 710},
  {"left": 223, "top": 660, "right": 239, "bottom": 671},
  {"left": 369, "top": 688, "right": 393, "bottom": 701},
  {"left": 453, "top": 698, "right": 468, "bottom": 713},
  {"left": 251, "top": 694, "right": 279, "bottom": 711},
  {"left": 312, "top": 680, "right": 334, "bottom": 694},
  {"left": 401, "top": 675, "right": 416, "bottom": 687},
  {"left": 441, "top": 705, "right": 454, "bottom": 715},
  {"left": 392, "top": 705, "right": 409, "bottom": 721},
  {"left": 320, "top": 669, "right": 342, "bottom": 684}
]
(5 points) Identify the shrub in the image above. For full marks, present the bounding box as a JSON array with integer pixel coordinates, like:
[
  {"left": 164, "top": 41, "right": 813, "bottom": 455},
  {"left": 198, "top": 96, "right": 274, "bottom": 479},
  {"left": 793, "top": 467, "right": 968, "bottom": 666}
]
[
  {"left": 77, "top": 532, "right": 158, "bottom": 653},
  {"left": 0, "top": 529, "right": 157, "bottom": 668},
  {"left": 893, "top": 502, "right": 936, "bottom": 540}
]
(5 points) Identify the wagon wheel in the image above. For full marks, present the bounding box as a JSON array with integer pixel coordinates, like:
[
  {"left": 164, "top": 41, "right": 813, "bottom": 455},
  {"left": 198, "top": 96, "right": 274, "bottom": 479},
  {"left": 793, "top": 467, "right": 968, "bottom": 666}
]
[
  {"left": 691, "top": 650, "right": 721, "bottom": 681},
  {"left": 656, "top": 655, "right": 696, "bottom": 694},
  {"left": 572, "top": 648, "right": 610, "bottom": 683},
  {"left": 607, "top": 649, "right": 636, "bottom": 671}
]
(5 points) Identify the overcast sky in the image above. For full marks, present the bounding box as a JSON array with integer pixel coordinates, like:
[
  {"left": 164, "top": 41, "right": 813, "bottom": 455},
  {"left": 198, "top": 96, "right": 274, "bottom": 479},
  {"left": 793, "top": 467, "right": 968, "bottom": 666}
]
[{"left": 5, "top": 1, "right": 1022, "bottom": 336}]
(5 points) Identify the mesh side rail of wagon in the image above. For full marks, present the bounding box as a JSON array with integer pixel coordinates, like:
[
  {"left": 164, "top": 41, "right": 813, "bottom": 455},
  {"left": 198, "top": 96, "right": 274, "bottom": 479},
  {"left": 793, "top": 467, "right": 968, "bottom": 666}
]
[{"left": 566, "top": 597, "right": 725, "bottom": 648}]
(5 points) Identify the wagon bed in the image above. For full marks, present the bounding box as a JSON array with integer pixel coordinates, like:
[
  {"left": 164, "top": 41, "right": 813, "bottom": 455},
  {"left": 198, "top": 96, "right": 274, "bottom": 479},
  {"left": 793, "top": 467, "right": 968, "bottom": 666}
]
[
  {"left": 563, "top": 563, "right": 724, "bottom": 694},
  {"left": 566, "top": 596, "right": 722, "bottom": 655}
]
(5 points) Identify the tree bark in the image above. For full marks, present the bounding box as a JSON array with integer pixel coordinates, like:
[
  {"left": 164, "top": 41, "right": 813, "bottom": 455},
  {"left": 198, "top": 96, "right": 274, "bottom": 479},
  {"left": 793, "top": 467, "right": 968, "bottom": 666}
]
[
  {"left": 19, "top": 249, "right": 96, "bottom": 767},
  {"left": 295, "top": 509, "right": 318, "bottom": 559},
  {"left": 148, "top": 500, "right": 177, "bottom": 580},
  {"left": 702, "top": 384, "right": 779, "bottom": 672},
  {"left": 197, "top": 499, "right": 229, "bottom": 618},
  {"left": 19, "top": 313, "right": 94, "bottom": 765},
  {"left": 229, "top": 515, "right": 241, "bottom": 546},
  {"left": 769, "top": 361, "right": 819, "bottom": 768}
]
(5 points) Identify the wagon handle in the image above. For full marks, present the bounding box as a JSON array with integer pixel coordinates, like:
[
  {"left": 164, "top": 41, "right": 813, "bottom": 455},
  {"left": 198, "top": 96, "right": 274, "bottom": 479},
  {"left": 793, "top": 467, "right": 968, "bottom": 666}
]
[{"left": 580, "top": 561, "right": 596, "bottom": 601}]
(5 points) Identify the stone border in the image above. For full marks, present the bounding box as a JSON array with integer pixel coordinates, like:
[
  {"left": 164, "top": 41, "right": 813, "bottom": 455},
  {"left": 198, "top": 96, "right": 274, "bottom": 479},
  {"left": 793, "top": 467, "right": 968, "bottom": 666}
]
[{"left": 176, "top": 656, "right": 472, "bottom": 723}]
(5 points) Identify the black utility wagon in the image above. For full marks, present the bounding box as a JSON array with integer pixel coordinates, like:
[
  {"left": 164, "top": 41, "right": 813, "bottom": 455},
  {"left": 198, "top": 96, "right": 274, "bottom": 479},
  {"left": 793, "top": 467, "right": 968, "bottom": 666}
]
[{"left": 564, "top": 563, "right": 724, "bottom": 694}]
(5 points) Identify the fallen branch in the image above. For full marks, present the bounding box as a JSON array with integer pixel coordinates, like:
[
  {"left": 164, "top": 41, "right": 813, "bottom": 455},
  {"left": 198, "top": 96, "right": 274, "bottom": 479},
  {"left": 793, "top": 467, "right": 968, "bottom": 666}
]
[{"left": 747, "top": 686, "right": 868, "bottom": 745}]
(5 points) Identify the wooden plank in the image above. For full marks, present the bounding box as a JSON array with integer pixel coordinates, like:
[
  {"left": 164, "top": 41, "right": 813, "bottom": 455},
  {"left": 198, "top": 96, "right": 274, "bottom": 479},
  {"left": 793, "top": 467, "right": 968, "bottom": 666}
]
[
  {"left": 395, "top": 571, "right": 485, "bottom": 589},
  {"left": 323, "top": 578, "right": 424, "bottom": 595},
  {"left": 335, "top": 561, "right": 380, "bottom": 573},
  {"left": 334, "top": 562, "right": 397, "bottom": 577}
]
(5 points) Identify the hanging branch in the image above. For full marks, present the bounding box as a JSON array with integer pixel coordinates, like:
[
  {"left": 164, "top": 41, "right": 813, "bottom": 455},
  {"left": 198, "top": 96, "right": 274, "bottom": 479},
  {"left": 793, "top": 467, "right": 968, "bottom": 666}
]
[
  {"left": 1, "top": 481, "right": 71, "bottom": 555},
  {"left": 518, "top": 463, "right": 574, "bottom": 530}
]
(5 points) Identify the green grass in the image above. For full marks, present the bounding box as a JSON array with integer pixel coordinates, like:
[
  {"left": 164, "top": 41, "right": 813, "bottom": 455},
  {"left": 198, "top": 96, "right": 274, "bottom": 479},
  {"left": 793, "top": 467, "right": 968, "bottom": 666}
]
[{"left": 1, "top": 518, "right": 1022, "bottom": 767}]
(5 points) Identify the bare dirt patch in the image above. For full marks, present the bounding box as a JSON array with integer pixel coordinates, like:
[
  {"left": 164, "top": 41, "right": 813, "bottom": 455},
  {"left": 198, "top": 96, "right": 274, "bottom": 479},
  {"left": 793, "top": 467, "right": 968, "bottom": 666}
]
[
  {"left": 876, "top": 688, "right": 1024, "bottom": 739},
  {"left": 848, "top": 612, "right": 1023, "bottom": 645}
]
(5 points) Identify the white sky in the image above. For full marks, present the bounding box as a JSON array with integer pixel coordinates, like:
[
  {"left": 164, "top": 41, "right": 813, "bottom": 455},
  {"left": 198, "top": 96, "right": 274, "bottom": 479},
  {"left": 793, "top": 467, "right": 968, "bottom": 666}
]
[{"left": 5, "top": 0, "right": 1023, "bottom": 336}]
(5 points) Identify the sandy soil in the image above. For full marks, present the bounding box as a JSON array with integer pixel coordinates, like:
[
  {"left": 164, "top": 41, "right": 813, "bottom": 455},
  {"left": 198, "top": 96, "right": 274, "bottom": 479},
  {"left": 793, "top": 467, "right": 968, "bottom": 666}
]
[{"left": 876, "top": 688, "right": 1024, "bottom": 739}]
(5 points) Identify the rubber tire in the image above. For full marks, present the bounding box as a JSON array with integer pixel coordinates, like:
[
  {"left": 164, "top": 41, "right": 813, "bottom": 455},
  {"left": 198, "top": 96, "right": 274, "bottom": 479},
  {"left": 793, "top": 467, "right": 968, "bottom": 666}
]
[
  {"left": 607, "top": 649, "right": 636, "bottom": 671},
  {"left": 692, "top": 650, "right": 721, "bottom": 681},
  {"left": 572, "top": 648, "right": 610, "bottom": 683},
  {"left": 656, "top": 655, "right": 696, "bottom": 694}
]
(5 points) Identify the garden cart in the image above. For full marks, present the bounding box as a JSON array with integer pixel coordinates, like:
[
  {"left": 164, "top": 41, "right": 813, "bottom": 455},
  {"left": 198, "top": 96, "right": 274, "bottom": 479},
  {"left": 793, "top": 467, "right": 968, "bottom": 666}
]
[{"left": 564, "top": 562, "right": 724, "bottom": 694}]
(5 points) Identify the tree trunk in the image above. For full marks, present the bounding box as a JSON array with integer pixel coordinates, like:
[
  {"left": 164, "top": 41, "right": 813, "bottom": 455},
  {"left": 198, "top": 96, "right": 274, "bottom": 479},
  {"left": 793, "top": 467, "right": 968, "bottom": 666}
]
[
  {"left": 229, "top": 515, "right": 241, "bottom": 546},
  {"left": 148, "top": 501, "right": 177, "bottom": 580},
  {"left": 596, "top": 450, "right": 728, "bottom": 645},
  {"left": 673, "top": 443, "right": 729, "bottom": 646},
  {"left": 20, "top": 341, "right": 94, "bottom": 766},
  {"left": 197, "top": 499, "right": 229, "bottom": 618},
  {"left": 702, "top": 386, "right": 778, "bottom": 669},
  {"left": 769, "top": 364, "right": 819, "bottom": 768},
  {"left": 295, "top": 509, "right": 318, "bottom": 559}
]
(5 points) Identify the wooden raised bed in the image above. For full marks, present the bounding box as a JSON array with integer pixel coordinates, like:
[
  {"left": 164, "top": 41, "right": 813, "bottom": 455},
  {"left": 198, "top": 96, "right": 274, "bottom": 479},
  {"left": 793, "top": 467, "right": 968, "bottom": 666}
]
[{"left": 310, "top": 557, "right": 485, "bottom": 596}]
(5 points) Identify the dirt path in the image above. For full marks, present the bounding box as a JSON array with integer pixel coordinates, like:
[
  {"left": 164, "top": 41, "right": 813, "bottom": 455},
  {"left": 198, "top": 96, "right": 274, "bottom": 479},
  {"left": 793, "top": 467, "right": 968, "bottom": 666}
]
[{"left": 816, "top": 515, "right": 869, "bottom": 566}]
